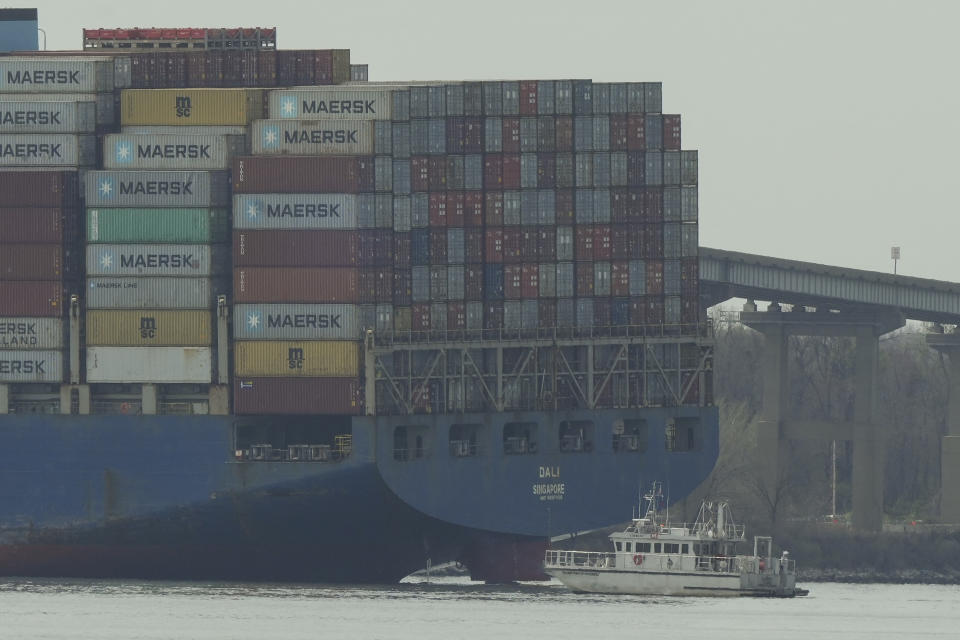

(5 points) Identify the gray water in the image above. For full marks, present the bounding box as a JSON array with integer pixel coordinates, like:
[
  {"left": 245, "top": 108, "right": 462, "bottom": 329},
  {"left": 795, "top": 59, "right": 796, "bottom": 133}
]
[{"left": 0, "top": 577, "right": 956, "bottom": 640}]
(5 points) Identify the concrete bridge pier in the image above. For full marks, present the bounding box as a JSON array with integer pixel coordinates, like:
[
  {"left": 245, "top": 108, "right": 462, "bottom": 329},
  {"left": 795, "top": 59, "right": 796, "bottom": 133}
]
[
  {"left": 926, "top": 332, "right": 960, "bottom": 522},
  {"left": 742, "top": 303, "right": 904, "bottom": 532}
]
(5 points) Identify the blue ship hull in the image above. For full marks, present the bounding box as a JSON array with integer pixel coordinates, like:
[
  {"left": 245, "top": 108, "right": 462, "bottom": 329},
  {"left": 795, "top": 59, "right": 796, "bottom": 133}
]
[{"left": 0, "top": 407, "right": 718, "bottom": 582}]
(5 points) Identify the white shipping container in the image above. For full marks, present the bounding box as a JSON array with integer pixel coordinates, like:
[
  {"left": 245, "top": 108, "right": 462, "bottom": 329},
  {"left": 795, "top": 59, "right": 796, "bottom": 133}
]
[
  {"left": 0, "top": 59, "right": 115, "bottom": 93},
  {"left": 0, "top": 134, "right": 96, "bottom": 166},
  {"left": 86, "top": 346, "right": 212, "bottom": 383},
  {"left": 86, "top": 277, "right": 216, "bottom": 309},
  {"left": 0, "top": 318, "right": 64, "bottom": 349},
  {"left": 0, "top": 93, "right": 114, "bottom": 126},
  {"left": 122, "top": 125, "right": 250, "bottom": 136},
  {"left": 85, "top": 170, "right": 230, "bottom": 208},
  {"left": 250, "top": 119, "right": 375, "bottom": 155},
  {"left": 86, "top": 244, "right": 222, "bottom": 277},
  {"left": 233, "top": 304, "right": 360, "bottom": 340},
  {"left": 0, "top": 100, "right": 97, "bottom": 133},
  {"left": 0, "top": 350, "right": 63, "bottom": 382},
  {"left": 102, "top": 133, "right": 244, "bottom": 170},
  {"left": 268, "top": 88, "right": 393, "bottom": 120},
  {"left": 232, "top": 193, "right": 358, "bottom": 230}
]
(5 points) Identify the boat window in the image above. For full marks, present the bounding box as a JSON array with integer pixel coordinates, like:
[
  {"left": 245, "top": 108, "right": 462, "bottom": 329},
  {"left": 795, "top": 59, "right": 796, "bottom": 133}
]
[
  {"left": 615, "top": 542, "right": 622, "bottom": 551},
  {"left": 666, "top": 416, "right": 701, "bottom": 452},
  {"left": 394, "top": 425, "right": 430, "bottom": 461},
  {"left": 654, "top": 543, "right": 661, "bottom": 553},
  {"left": 625, "top": 542, "right": 632, "bottom": 552},
  {"left": 449, "top": 423, "right": 482, "bottom": 458},
  {"left": 693, "top": 543, "right": 700, "bottom": 555},
  {"left": 682, "top": 544, "right": 689, "bottom": 554},
  {"left": 664, "top": 543, "right": 679, "bottom": 554},
  {"left": 503, "top": 421, "right": 537, "bottom": 455},
  {"left": 638, "top": 543, "right": 651, "bottom": 553},
  {"left": 558, "top": 420, "right": 593, "bottom": 453},
  {"left": 612, "top": 419, "right": 647, "bottom": 453}
]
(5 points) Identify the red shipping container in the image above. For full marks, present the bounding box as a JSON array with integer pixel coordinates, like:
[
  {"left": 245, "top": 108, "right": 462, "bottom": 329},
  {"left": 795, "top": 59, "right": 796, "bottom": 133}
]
[
  {"left": 555, "top": 189, "right": 575, "bottom": 224},
  {"left": 361, "top": 268, "right": 392, "bottom": 303},
  {"left": 447, "top": 301, "right": 466, "bottom": 330},
  {"left": 232, "top": 157, "right": 372, "bottom": 194},
  {"left": 464, "top": 191, "right": 483, "bottom": 227},
  {"left": 276, "top": 50, "right": 297, "bottom": 85},
  {"left": 538, "top": 299, "right": 557, "bottom": 328},
  {"left": 502, "top": 117, "right": 521, "bottom": 153},
  {"left": 484, "top": 191, "right": 504, "bottom": 225},
  {"left": 234, "top": 378, "right": 362, "bottom": 415},
  {"left": 663, "top": 114, "right": 681, "bottom": 151},
  {"left": 504, "top": 265, "right": 522, "bottom": 299},
  {"left": 502, "top": 228, "right": 522, "bottom": 263},
  {"left": 0, "top": 244, "right": 63, "bottom": 280},
  {"left": 575, "top": 226, "right": 594, "bottom": 261},
  {"left": 521, "top": 263, "right": 539, "bottom": 298},
  {"left": 502, "top": 154, "right": 521, "bottom": 189},
  {"left": 537, "top": 226, "right": 556, "bottom": 261},
  {"left": 646, "top": 260, "right": 664, "bottom": 295},
  {"left": 484, "top": 302, "right": 504, "bottom": 330},
  {"left": 411, "top": 303, "right": 431, "bottom": 331},
  {"left": 464, "top": 118, "right": 484, "bottom": 154},
  {"left": 681, "top": 258, "right": 698, "bottom": 292},
  {"left": 593, "top": 225, "right": 612, "bottom": 260},
  {"left": 519, "top": 81, "right": 538, "bottom": 115},
  {"left": 611, "top": 261, "right": 631, "bottom": 296},
  {"left": 446, "top": 117, "right": 466, "bottom": 154},
  {"left": 484, "top": 155, "right": 503, "bottom": 188},
  {"left": 0, "top": 280, "right": 62, "bottom": 316},
  {"left": 394, "top": 233, "right": 411, "bottom": 269},
  {"left": 576, "top": 262, "right": 594, "bottom": 296},
  {"left": 609, "top": 114, "right": 628, "bottom": 151},
  {"left": 447, "top": 191, "right": 465, "bottom": 227},
  {"left": 645, "top": 224, "right": 664, "bottom": 259},
  {"left": 429, "top": 229, "right": 447, "bottom": 263},
  {"left": 627, "top": 114, "right": 646, "bottom": 151},
  {"left": 257, "top": 50, "right": 277, "bottom": 87},
  {"left": 411, "top": 156, "right": 429, "bottom": 192},
  {"left": 360, "top": 230, "right": 393, "bottom": 267},
  {"left": 520, "top": 227, "right": 538, "bottom": 261},
  {"left": 555, "top": 116, "right": 573, "bottom": 151},
  {"left": 428, "top": 156, "right": 447, "bottom": 191},
  {"left": 393, "top": 269, "right": 412, "bottom": 305},
  {"left": 646, "top": 296, "right": 665, "bottom": 324},
  {"left": 233, "top": 267, "right": 360, "bottom": 303},
  {"left": 428, "top": 193, "right": 447, "bottom": 227},
  {"left": 233, "top": 230, "right": 359, "bottom": 267},
  {"left": 537, "top": 153, "right": 556, "bottom": 189},
  {"left": 464, "top": 229, "right": 483, "bottom": 263},
  {"left": 464, "top": 265, "right": 484, "bottom": 300},
  {"left": 485, "top": 228, "right": 504, "bottom": 263},
  {"left": 0, "top": 208, "right": 67, "bottom": 244},
  {"left": 0, "top": 171, "right": 78, "bottom": 208},
  {"left": 313, "top": 50, "right": 334, "bottom": 84}
]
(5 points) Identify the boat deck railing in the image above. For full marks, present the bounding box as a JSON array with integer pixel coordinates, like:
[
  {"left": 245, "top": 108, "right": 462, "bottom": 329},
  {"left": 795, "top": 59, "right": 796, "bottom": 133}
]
[{"left": 545, "top": 550, "right": 789, "bottom": 574}]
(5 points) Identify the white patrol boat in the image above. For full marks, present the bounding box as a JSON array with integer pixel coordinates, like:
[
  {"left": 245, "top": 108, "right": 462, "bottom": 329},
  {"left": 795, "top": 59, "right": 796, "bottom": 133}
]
[{"left": 544, "top": 482, "right": 808, "bottom": 597}]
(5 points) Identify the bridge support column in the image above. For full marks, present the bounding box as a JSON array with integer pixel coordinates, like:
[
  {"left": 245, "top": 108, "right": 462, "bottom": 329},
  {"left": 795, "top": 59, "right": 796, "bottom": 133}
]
[
  {"left": 926, "top": 332, "right": 960, "bottom": 522},
  {"left": 753, "top": 305, "right": 790, "bottom": 499},
  {"left": 852, "top": 327, "right": 883, "bottom": 531}
]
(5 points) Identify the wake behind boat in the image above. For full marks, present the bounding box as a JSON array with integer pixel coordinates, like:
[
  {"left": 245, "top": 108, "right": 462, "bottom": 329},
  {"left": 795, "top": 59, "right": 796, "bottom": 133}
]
[{"left": 544, "top": 482, "right": 808, "bottom": 597}]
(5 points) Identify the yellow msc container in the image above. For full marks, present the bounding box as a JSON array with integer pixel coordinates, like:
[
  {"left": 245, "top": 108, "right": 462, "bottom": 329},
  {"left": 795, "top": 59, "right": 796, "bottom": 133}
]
[
  {"left": 121, "top": 89, "right": 265, "bottom": 126},
  {"left": 86, "top": 310, "right": 212, "bottom": 346},
  {"left": 234, "top": 341, "right": 359, "bottom": 377}
]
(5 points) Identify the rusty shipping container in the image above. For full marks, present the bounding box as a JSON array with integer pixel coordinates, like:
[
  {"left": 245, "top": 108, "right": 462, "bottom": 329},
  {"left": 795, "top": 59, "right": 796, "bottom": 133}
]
[
  {"left": 0, "top": 317, "right": 64, "bottom": 349},
  {"left": 84, "top": 170, "right": 230, "bottom": 208},
  {"left": 233, "top": 377, "right": 362, "bottom": 415},
  {"left": 0, "top": 244, "right": 68, "bottom": 280},
  {"left": 234, "top": 340, "right": 360, "bottom": 377},
  {"left": 0, "top": 207, "right": 72, "bottom": 243},
  {"left": 231, "top": 156, "right": 373, "bottom": 194},
  {"left": 0, "top": 350, "right": 63, "bottom": 382},
  {"left": 232, "top": 230, "right": 361, "bottom": 267},
  {"left": 121, "top": 88, "right": 265, "bottom": 126},
  {"left": 85, "top": 310, "right": 211, "bottom": 346},
  {"left": 234, "top": 267, "right": 360, "bottom": 304},
  {"left": 0, "top": 281, "right": 62, "bottom": 316},
  {"left": 250, "top": 119, "right": 375, "bottom": 155}
]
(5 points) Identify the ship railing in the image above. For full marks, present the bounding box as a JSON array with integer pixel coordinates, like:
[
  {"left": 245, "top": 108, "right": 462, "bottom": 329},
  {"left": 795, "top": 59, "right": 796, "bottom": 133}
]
[
  {"left": 8, "top": 401, "right": 61, "bottom": 414},
  {"left": 235, "top": 443, "right": 345, "bottom": 463},
  {"left": 544, "top": 550, "right": 616, "bottom": 569},
  {"left": 393, "top": 446, "right": 430, "bottom": 461},
  {"left": 449, "top": 440, "right": 480, "bottom": 457},
  {"left": 91, "top": 400, "right": 142, "bottom": 415}
]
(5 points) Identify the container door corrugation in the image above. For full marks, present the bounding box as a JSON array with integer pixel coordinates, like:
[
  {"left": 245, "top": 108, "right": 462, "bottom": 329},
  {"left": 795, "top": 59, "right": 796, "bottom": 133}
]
[
  {"left": 0, "top": 318, "right": 63, "bottom": 349},
  {"left": 232, "top": 193, "right": 358, "bottom": 230},
  {"left": 0, "top": 349, "right": 63, "bottom": 382},
  {"left": 233, "top": 304, "right": 360, "bottom": 341},
  {"left": 87, "top": 208, "right": 227, "bottom": 244},
  {"left": 85, "top": 310, "right": 212, "bottom": 346},
  {"left": 233, "top": 267, "right": 360, "bottom": 304},
  {"left": 86, "top": 244, "right": 222, "bottom": 277},
  {"left": 102, "top": 134, "right": 243, "bottom": 170},
  {"left": 0, "top": 59, "right": 115, "bottom": 93},
  {"left": 86, "top": 346, "right": 212, "bottom": 383},
  {"left": 85, "top": 277, "right": 215, "bottom": 310},
  {"left": 0, "top": 100, "right": 97, "bottom": 133},
  {"left": 1, "top": 281, "right": 63, "bottom": 316},
  {"left": 0, "top": 134, "right": 96, "bottom": 167},
  {"left": 121, "top": 88, "right": 265, "bottom": 126},
  {"left": 267, "top": 89, "right": 393, "bottom": 120},
  {"left": 233, "top": 377, "right": 362, "bottom": 415},
  {"left": 250, "top": 119, "right": 375, "bottom": 155},
  {"left": 85, "top": 170, "right": 230, "bottom": 208},
  {"left": 234, "top": 341, "right": 360, "bottom": 377}
]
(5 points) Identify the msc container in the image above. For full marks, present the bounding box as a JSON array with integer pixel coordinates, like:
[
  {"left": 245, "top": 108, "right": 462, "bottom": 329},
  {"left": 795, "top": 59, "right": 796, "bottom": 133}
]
[
  {"left": 86, "top": 346, "right": 212, "bottom": 383},
  {"left": 85, "top": 170, "right": 230, "bottom": 208},
  {"left": 0, "top": 59, "right": 115, "bottom": 93},
  {"left": 121, "top": 88, "right": 265, "bottom": 126},
  {"left": 268, "top": 88, "right": 392, "bottom": 120},
  {"left": 87, "top": 208, "right": 228, "bottom": 243},
  {"left": 251, "top": 119, "right": 375, "bottom": 155},
  {"left": 0, "top": 349, "right": 63, "bottom": 382},
  {"left": 85, "top": 276, "right": 216, "bottom": 309},
  {"left": 0, "top": 243, "right": 67, "bottom": 280},
  {"left": 232, "top": 230, "right": 360, "bottom": 266},
  {"left": 86, "top": 244, "right": 225, "bottom": 277},
  {"left": 232, "top": 156, "right": 373, "bottom": 194},
  {"left": 232, "top": 193, "right": 357, "bottom": 230},
  {"left": 233, "top": 303, "right": 359, "bottom": 341},
  {"left": 0, "top": 317, "right": 63, "bottom": 349},
  {"left": 234, "top": 340, "right": 359, "bottom": 377},
  {"left": 1, "top": 281, "right": 62, "bottom": 316},
  {"left": 0, "top": 134, "right": 95, "bottom": 167},
  {"left": 234, "top": 377, "right": 362, "bottom": 415},
  {"left": 233, "top": 267, "right": 360, "bottom": 303},
  {"left": 102, "top": 133, "right": 243, "bottom": 170},
  {"left": 1, "top": 93, "right": 114, "bottom": 126},
  {"left": 85, "top": 310, "right": 211, "bottom": 346},
  {"left": 0, "top": 100, "right": 97, "bottom": 133},
  {"left": 0, "top": 207, "right": 69, "bottom": 243}
]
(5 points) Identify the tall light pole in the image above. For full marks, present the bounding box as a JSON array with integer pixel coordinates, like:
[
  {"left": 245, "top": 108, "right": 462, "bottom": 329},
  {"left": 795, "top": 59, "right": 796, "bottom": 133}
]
[{"left": 891, "top": 246, "right": 900, "bottom": 275}]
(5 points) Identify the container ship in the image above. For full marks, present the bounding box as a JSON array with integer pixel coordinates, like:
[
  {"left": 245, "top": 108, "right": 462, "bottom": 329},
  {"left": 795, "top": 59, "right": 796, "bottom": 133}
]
[{"left": 0, "top": 22, "right": 717, "bottom": 583}]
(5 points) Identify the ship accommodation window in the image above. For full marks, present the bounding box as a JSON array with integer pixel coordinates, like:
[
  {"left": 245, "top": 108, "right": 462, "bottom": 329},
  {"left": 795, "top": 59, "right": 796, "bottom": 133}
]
[
  {"left": 449, "top": 423, "right": 482, "bottom": 457},
  {"left": 393, "top": 426, "right": 409, "bottom": 461},
  {"left": 616, "top": 542, "right": 622, "bottom": 551},
  {"left": 613, "top": 418, "right": 648, "bottom": 453},
  {"left": 625, "top": 542, "right": 632, "bottom": 552},
  {"left": 395, "top": 425, "right": 431, "bottom": 460},
  {"left": 666, "top": 417, "right": 701, "bottom": 452},
  {"left": 682, "top": 544, "right": 689, "bottom": 554},
  {"left": 558, "top": 420, "right": 593, "bottom": 452},
  {"left": 638, "top": 543, "right": 651, "bottom": 553},
  {"left": 503, "top": 421, "right": 537, "bottom": 454},
  {"left": 654, "top": 543, "right": 662, "bottom": 553},
  {"left": 664, "top": 543, "right": 680, "bottom": 554}
]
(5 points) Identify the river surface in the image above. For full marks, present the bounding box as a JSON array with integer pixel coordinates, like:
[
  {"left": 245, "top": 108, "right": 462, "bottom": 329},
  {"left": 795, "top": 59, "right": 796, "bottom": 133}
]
[{"left": 0, "top": 577, "right": 956, "bottom": 639}]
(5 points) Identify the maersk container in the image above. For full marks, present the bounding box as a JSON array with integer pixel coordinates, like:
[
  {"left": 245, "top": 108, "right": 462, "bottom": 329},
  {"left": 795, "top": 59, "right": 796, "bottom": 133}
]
[
  {"left": 86, "top": 346, "right": 212, "bottom": 383},
  {"left": 0, "top": 349, "right": 63, "bottom": 382},
  {"left": 122, "top": 125, "right": 250, "bottom": 137},
  {"left": 86, "top": 277, "right": 215, "bottom": 310},
  {"left": 85, "top": 170, "right": 230, "bottom": 208},
  {"left": 1, "top": 281, "right": 62, "bottom": 316},
  {"left": 232, "top": 156, "right": 373, "bottom": 194},
  {"left": 250, "top": 119, "right": 375, "bottom": 155},
  {"left": 102, "top": 133, "right": 244, "bottom": 170},
  {"left": 232, "top": 193, "right": 357, "bottom": 230},
  {"left": 268, "top": 88, "right": 392, "bottom": 120},
  {"left": 86, "top": 244, "right": 225, "bottom": 277},
  {"left": 233, "top": 230, "right": 359, "bottom": 267},
  {"left": 85, "top": 310, "right": 212, "bottom": 346},
  {"left": 0, "top": 100, "right": 97, "bottom": 133},
  {"left": 0, "top": 59, "right": 115, "bottom": 93},
  {"left": 121, "top": 88, "right": 265, "bottom": 126},
  {"left": 0, "top": 318, "right": 63, "bottom": 349},
  {"left": 0, "top": 243, "right": 67, "bottom": 280},
  {"left": 87, "top": 208, "right": 228, "bottom": 243},
  {"left": 233, "top": 303, "right": 359, "bottom": 341},
  {"left": 234, "top": 340, "right": 359, "bottom": 377},
  {"left": 234, "top": 377, "right": 362, "bottom": 415},
  {"left": 0, "top": 134, "right": 96, "bottom": 167},
  {"left": 2, "top": 93, "right": 115, "bottom": 126},
  {"left": 233, "top": 267, "right": 360, "bottom": 304}
]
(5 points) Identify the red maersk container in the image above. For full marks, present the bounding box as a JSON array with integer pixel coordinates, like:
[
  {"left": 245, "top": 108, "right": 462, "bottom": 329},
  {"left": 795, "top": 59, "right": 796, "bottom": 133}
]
[
  {"left": 232, "top": 231, "right": 360, "bottom": 267},
  {"left": 0, "top": 171, "right": 79, "bottom": 208},
  {"left": 502, "top": 117, "right": 521, "bottom": 153},
  {"left": 234, "top": 378, "right": 362, "bottom": 415},
  {"left": 232, "top": 157, "right": 374, "bottom": 194},
  {"left": 234, "top": 267, "right": 360, "bottom": 303},
  {"left": 503, "top": 265, "right": 522, "bottom": 299},
  {"left": 447, "top": 192, "right": 465, "bottom": 227},
  {"left": 485, "top": 228, "right": 504, "bottom": 263},
  {"left": 0, "top": 281, "right": 63, "bottom": 316},
  {"left": 663, "top": 114, "right": 681, "bottom": 150},
  {"left": 502, "top": 154, "right": 520, "bottom": 189},
  {"left": 0, "top": 244, "right": 65, "bottom": 280},
  {"left": 521, "top": 264, "right": 539, "bottom": 298},
  {"left": 575, "top": 226, "right": 594, "bottom": 261},
  {"left": 0, "top": 208, "right": 70, "bottom": 244}
]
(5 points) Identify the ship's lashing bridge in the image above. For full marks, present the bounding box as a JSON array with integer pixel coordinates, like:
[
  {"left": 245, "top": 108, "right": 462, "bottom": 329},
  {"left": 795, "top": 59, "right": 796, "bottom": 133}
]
[{"left": 700, "top": 248, "right": 960, "bottom": 529}]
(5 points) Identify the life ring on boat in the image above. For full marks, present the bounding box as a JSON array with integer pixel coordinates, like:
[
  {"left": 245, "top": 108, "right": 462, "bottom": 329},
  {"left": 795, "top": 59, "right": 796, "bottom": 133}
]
[{"left": 633, "top": 554, "right": 644, "bottom": 566}]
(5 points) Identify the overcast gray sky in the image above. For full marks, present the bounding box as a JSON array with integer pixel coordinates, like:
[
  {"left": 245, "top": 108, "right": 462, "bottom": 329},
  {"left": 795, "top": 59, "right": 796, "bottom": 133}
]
[{"left": 29, "top": 0, "right": 960, "bottom": 282}]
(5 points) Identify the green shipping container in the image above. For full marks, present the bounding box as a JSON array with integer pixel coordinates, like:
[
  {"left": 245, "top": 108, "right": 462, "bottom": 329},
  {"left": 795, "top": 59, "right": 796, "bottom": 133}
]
[{"left": 87, "top": 208, "right": 229, "bottom": 243}]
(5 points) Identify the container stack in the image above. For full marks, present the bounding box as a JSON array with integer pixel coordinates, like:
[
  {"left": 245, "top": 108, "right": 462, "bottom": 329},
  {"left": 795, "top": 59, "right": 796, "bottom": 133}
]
[{"left": 81, "top": 88, "right": 250, "bottom": 384}]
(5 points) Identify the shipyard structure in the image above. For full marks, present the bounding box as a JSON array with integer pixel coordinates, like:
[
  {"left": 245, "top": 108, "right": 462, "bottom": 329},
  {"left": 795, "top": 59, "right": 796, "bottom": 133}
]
[{"left": 0, "top": 28, "right": 717, "bottom": 582}]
